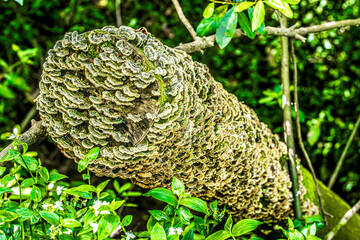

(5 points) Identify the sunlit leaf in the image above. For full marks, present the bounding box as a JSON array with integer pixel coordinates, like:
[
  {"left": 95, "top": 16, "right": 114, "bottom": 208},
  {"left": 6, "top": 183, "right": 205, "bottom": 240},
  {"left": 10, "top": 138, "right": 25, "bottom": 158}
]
[
  {"left": 234, "top": 1, "right": 255, "bottom": 12},
  {"left": 179, "top": 197, "right": 209, "bottom": 215},
  {"left": 252, "top": 1, "right": 265, "bottom": 31},
  {"left": 203, "top": 3, "right": 215, "bottom": 19},
  {"left": 151, "top": 223, "right": 166, "bottom": 240},
  {"left": 216, "top": 7, "right": 238, "bottom": 49},
  {"left": 144, "top": 188, "right": 178, "bottom": 207},
  {"left": 232, "top": 219, "right": 262, "bottom": 236},
  {"left": 196, "top": 5, "right": 228, "bottom": 37},
  {"left": 205, "top": 230, "right": 231, "bottom": 240}
]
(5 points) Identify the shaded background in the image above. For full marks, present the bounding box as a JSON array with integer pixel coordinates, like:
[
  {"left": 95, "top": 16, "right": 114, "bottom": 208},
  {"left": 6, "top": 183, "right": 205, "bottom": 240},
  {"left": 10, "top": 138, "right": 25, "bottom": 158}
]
[{"left": 0, "top": 0, "right": 359, "bottom": 213}]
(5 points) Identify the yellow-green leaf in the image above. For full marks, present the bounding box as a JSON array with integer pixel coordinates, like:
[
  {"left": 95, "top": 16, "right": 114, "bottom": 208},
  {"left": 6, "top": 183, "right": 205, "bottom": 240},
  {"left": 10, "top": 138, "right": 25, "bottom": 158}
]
[
  {"left": 203, "top": 3, "right": 215, "bottom": 19},
  {"left": 278, "top": 2, "right": 293, "bottom": 18},
  {"left": 283, "top": 0, "right": 301, "bottom": 4},
  {"left": 234, "top": 1, "right": 255, "bottom": 12},
  {"left": 252, "top": 1, "right": 265, "bottom": 31}
]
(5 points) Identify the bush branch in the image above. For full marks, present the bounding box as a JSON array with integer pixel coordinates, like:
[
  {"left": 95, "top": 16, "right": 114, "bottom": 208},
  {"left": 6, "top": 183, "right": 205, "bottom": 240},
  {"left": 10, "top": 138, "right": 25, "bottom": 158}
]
[
  {"left": 0, "top": 120, "right": 46, "bottom": 164},
  {"left": 171, "top": 0, "right": 198, "bottom": 40},
  {"left": 176, "top": 18, "right": 360, "bottom": 53},
  {"left": 328, "top": 114, "right": 360, "bottom": 189},
  {"left": 324, "top": 199, "right": 360, "bottom": 240}
]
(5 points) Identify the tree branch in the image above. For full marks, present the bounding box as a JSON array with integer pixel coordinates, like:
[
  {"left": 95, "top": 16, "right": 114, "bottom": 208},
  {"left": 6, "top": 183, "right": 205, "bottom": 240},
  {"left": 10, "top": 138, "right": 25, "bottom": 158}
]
[
  {"left": 116, "top": 0, "right": 122, "bottom": 27},
  {"left": 0, "top": 120, "right": 46, "bottom": 164},
  {"left": 171, "top": 0, "right": 198, "bottom": 40},
  {"left": 324, "top": 199, "right": 360, "bottom": 240},
  {"left": 278, "top": 12, "right": 302, "bottom": 219},
  {"left": 291, "top": 40, "right": 330, "bottom": 220},
  {"left": 176, "top": 18, "right": 360, "bottom": 53},
  {"left": 328, "top": 114, "right": 360, "bottom": 189}
]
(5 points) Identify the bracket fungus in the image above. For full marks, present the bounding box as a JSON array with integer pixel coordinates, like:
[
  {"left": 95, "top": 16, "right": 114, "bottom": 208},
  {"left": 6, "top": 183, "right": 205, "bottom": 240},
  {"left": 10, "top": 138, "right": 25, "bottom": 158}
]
[{"left": 36, "top": 26, "right": 316, "bottom": 221}]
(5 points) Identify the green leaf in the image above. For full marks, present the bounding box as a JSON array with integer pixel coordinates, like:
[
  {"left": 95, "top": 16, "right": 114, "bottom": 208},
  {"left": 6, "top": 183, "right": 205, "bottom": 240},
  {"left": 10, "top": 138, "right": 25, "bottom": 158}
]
[
  {"left": 288, "top": 218, "right": 295, "bottom": 230},
  {"left": 0, "top": 84, "right": 15, "bottom": 99},
  {"left": 0, "top": 174, "right": 15, "bottom": 187},
  {"left": 144, "top": 188, "right": 178, "bottom": 207},
  {"left": 205, "top": 230, "right": 231, "bottom": 240},
  {"left": 0, "top": 210, "right": 20, "bottom": 222},
  {"left": 179, "top": 197, "right": 209, "bottom": 215},
  {"left": 177, "top": 206, "right": 193, "bottom": 225},
  {"left": 86, "top": 147, "right": 100, "bottom": 161},
  {"left": 15, "top": 208, "right": 35, "bottom": 222},
  {"left": 278, "top": 2, "right": 293, "bottom": 18},
  {"left": 97, "top": 179, "right": 111, "bottom": 193},
  {"left": 98, "top": 214, "right": 120, "bottom": 240},
  {"left": 15, "top": 0, "right": 24, "bottom": 6},
  {"left": 203, "top": 3, "right": 215, "bottom": 19},
  {"left": 307, "top": 121, "right": 321, "bottom": 146},
  {"left": 306, "top": 236, "right": 322, "bottom": 240},
  {"left": 182, "top": 227, "right": 194, "bottom": 240},
  {"left": 14, "top": 155, "right": 38, "bottom": 171},
  {"left": 288, "top": 229, "right": 305, "bottom": 240},
  {"left": 65, "top": 189, "right": 93, "bottom": 199},
  {"left": 30, "top": 186, "right": 42, "bottom": 202},
  {"left": 49, "top": 172, "right": 68, "bottom": 182},
  {"left": 264, "top": 0, "right": 286, "bottom": 11},
  {"left": 39, "top": 167, "right": 50, "bottom": 183},
  {"left": 224, "top": 215, "right": 233, "bottom": 233},
  {"left": 234, "top": 1, "right": 255, "bottom": 12},
  {"left": 5, "top": 73, "right": 30, "bottom": 91},
  {"left": 63, "top": 218, "right": 82, "bottom": 228},
  {"left": 194, "top": 216, "right": 206, "bottom": 235},
  {"left": 252, "top": 1, "right": 265, "bottom": 31},
  {"left": 113, "top": 181, "right": 132, "bottom": 194},
  {"left": 301, "top": 223, "right": 316, "bottom": 237},
  {"left": 0, "top": 186, "right": 12, "bottom": 195},
  {"left": 74, "top": 184, "right": 97, "bottom": 192},
  {"left": 172, "top": 177, "right": 185, "bottom": 197},
  {"left": 151, "top": 223, "right": 167, "bottom": 240},
  {"left": 216, "top": 7, "right": 238, "bottom": 49},
  {"left": 122, "top": 215, "right": 133, "bottom": 227},
  {"left": 0, "top": 167, "right": 6, "bottom": 176},
  {"left": 40, "top": 211, "right": 60, "bottom": 225},
  {"left": 78, "top": 158, "right": 90, "bottom": 173},
  {"left": 232, "top": 219, "right": 262, "bottom": 236},
  {"left": 148, "top": 210, "right": 171, "bottom": 222},
  {"left": 20, "top": 178, "right": 35, "bottom": 188},
  {"left": 305, "top": 215, "right": 324, "bottom": 224},
  {"left": 283, "top": 0, "right": 301, "bottom": 4},
  {"left": 196, "top": 5, "right": 228, "bottom": 37}
]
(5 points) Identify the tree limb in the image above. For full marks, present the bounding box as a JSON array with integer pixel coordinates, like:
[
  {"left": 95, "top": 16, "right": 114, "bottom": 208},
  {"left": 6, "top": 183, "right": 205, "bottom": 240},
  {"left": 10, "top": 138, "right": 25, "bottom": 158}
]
[
  {"left": 278, "top": 11, "right": 302, "bottom": 219},
  {"left": 0, "top": 120, "right": 46, "bottom": 164},
  {"left": 176, "top": 18, "right": 360, "bottom": 53},
  {"left": 171, "top": 0, "right": 198, "bottom": 40},
  {"left": 116, "top": 0, "right": 122, "bottom": 27},
  {"left": 328, "top": 114, "right": 360, "bottom": 189},
  {"left": 324, "top": 199, "right": 360, "bottom": 240}
]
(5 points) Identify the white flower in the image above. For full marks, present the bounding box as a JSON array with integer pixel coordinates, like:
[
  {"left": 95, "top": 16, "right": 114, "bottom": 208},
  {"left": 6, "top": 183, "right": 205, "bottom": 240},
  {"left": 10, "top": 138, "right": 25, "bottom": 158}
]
[
  {"left": 92, "top": 200, "right": 110, "bottom": 216},
  {"left": 125, "top": 232, "right": 136, "bottom": 240},
  {"left": 63, "top": 228, "right": 72, "bottom": 234},
  {"left": 90, "top": 223, "right": 98, "bottom": 233},
  {"left": 54, "top": 201, "right": 63, "bottom": 211},
  {"left": 168, "top": 227, "right": 183, "bottom": 235},
  {"left": 42, "top": 203, "right": 52, "bottom": 210},
  {"left": 48, "top": 183, "right": 54, "bottom": 189},
  {"left": 56, "top": 186, "right": 65, "bottom": 196}
]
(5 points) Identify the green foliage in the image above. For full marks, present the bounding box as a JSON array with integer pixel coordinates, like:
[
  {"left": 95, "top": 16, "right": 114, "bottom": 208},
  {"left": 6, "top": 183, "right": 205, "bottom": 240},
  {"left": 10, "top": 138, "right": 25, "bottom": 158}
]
[
  {"left": 143, "top": 177, "right": 262, "bottom": 240},
  {"left": 276, "top": 216, "right": 325, "bottom": 240},
  {"left": 0, "top": 128, "right": 139, "bottom": 240}
]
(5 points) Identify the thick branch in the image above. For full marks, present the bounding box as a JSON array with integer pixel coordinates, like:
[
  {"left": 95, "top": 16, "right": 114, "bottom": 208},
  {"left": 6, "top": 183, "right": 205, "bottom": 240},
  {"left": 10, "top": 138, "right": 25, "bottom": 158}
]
[
  {"left": 279, "top": 12, "right": 302, "bottom": 219},
  {"left": 171, "top": 0, "right": 198, "bottom": 40},
  {"left": 176, "top": 18, "right": 360, "bottom": 53},
  {"left": 324, "top": 199, "right": 360, "bottom": 240},
  {"left": 0, "top": 120, "right": 46, "bottom": 164},
  {"left": 328, "top": 114, "right": 360, "bottom": 189}
]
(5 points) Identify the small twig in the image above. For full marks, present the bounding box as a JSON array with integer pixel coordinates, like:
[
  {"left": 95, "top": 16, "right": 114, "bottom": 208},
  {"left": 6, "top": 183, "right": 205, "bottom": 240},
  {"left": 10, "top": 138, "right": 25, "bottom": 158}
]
[
  {"left": 171, "top": 0, "right": 198, "bottom": 40},
  {"left": 20, "top": 106, "right": 37, "bottom": 131},
  {"left": 291, "top": 40, "right": 331, "bottom": 220},
  {"left": 278, "top": 11, "right": 302, "bottom": 219},
  {"left": 324, "top": 199, "right": 360, "bottom": 240},
  {"left": 328, "top": 114, "right": 360, "bottom": 189},
  {"left": 175, "top": 18, "right": 360, "bottom": 53},
  {"left": 0, "top": 120, "right": 46, "bottom": 164},
  {"left": 116, "top": 0, "right": 122, "bottom": 27}
]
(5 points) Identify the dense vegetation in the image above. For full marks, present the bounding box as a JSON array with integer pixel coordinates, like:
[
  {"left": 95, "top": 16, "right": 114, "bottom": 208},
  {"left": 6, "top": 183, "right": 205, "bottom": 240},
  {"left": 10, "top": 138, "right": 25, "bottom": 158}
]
[{"left": 0, "top": 0, "right": 359, "bottom": 238}]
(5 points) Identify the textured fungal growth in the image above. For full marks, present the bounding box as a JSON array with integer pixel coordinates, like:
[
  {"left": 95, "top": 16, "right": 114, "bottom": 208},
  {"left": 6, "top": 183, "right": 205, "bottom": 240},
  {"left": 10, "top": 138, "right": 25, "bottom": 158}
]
[{"left": 36, "top": 26, "right": 314, "bottom": 221}]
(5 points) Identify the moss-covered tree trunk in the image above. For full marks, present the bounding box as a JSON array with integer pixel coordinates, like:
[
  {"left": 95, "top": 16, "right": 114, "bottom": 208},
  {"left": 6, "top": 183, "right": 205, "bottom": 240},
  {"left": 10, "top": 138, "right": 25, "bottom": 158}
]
[{"left": 35, "top": 26, "right": 359, "bottom": 239}]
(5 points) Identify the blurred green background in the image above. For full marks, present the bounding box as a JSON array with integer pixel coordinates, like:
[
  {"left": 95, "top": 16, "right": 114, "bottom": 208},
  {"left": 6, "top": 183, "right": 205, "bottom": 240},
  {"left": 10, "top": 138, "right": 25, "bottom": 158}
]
[{"left": 0, "top": 0, "right": 359, "bottom": 206}]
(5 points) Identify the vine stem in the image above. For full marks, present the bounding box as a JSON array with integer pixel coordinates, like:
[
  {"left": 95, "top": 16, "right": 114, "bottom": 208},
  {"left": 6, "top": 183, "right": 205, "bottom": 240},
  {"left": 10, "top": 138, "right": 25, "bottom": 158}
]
[
  {"left": 327, "top": 114, "right": 360, "bottom": 189},
  {"left": 278, "top": 11, "right": 302, "bottom": 219},
  {"left": 290, "top": 40, "right": 331, "bottom": 220}
]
